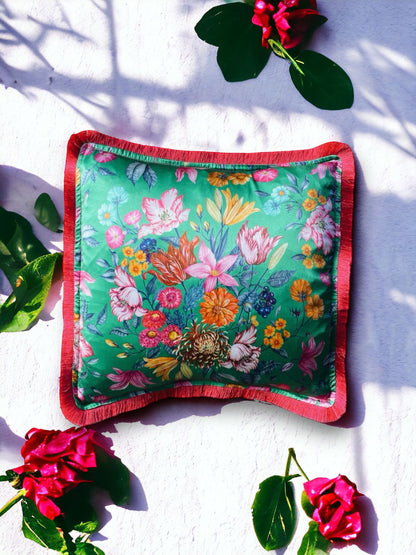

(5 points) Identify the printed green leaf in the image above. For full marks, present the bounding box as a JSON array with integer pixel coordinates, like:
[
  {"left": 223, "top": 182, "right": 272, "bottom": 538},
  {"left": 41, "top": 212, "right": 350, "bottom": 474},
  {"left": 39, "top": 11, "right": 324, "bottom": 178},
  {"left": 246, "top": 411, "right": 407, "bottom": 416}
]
[
  {"left": 301, "top": 490, "right": 315, "bottom": 518},
  {"left": 0, "top": 206, "right": 49, "bottom": 285},
  {"left": 34, "top": 193, "right": 62, "bottom": 232},
  {"left": 289, "top": 50, "right": 354, "bottom": 110},
  {"left": 195, "top": 3, "right": 271, "bottom": 81},
  {"left": 252, "top": 475, "right": 297, "bottom": 550},
  {"left": 21, "top": 498, "right": 67, "bottom": 551},
  {"left": 0, "top": 252, "right": 62, "bottom": 332},
  {"left": 297, "top": 521, "right": 331, "bottom": 555}
]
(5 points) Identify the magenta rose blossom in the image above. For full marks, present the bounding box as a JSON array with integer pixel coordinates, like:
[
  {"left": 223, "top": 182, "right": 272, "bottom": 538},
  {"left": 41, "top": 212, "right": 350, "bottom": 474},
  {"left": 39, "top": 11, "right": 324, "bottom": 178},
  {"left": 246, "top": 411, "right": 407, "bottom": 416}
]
[
  {"left": 12, "top": 427, "right": 110, "bottom": 520},
  {"left": 303, "top": 474, "right": 363, "bottom": 541},
  {"left": 252, "top": 0, "right": 327, "bottom": 50}
]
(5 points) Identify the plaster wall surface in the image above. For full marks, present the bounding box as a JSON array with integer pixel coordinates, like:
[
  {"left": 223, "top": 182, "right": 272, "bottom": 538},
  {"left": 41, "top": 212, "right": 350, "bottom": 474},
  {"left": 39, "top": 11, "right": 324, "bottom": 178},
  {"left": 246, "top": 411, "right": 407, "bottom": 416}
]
[{"left": 1, "top": 1, "right": 415, "bottom": 554}]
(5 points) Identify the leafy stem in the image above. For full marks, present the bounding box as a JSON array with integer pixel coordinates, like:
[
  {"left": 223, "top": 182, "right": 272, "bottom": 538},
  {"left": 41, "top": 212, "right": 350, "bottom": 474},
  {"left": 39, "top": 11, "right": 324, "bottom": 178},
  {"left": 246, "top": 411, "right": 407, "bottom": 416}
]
[
  {"left": 268, "top": 39, "right": 305, "bottom": 76},
  {"left": 286, "top": 448, "right": 309, "bottom": 481},
  {"left": 0, "top": 489, "right": 26, "bottom": 517}
]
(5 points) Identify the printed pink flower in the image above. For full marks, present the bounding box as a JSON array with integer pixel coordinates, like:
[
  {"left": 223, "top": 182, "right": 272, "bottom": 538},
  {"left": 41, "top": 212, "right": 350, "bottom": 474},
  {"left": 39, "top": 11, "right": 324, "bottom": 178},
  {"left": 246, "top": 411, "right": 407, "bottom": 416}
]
[
  {"left": 137, "top": 188, "right": 190, "bottom": 238},
  {"left": 304, "top": 475, "right": 363, "bottom": 541},
  {"left": 300, "top": 199, "right": 340, "bottom": 255},
  {"left": 221, "top": 325, "right": 261, "bottom": 373},
  {"left": 124, "top": 210, "right": 142, "bottom": 225},
  {"left": 94, "top": 151, "right": 117, "bottom": 163},
  {"left": 310, "top": 160, "right": 341, "bottom": 182},
  {"left": 320, "top": 272, "right": 331, "bottom": 286},
  {"left": 138, "top": 328, "right": 162, "bottom": 348},
  {"left": 175, "top": 167, "right": 198, "bottom": 183},
  {"left": 185, "top": 241, "right": 238, "bottom": 293},
  {"left": 74, "top": 316, "right": 93, "bottom": 362},
  {"left": 252, "top": 167, "right": 278, "bottom": 182},
  {"left": 109, "top": 266, "right": 147, "bottom": 321},
  {"left": 298, "top": 336, "right": 324, "bottom": 378},
  {"left": 107, "top": 367, "right": 153, "bottom": 390},
  {"left": 142, "top": 310, "right": 166, "bottom": 329},
  {"left": 105, "top": 225, "right": 125, "bottom": 249},
  {"left": 157, "top": 287, "right": 182, "bottom": 309},
  {"left": 161, "top": 324, "right": 182, "bottom": 347},
  {"left": 236, "top": 221, "right": 282, "bottom": 265},
  {"left": 74, "top": 270, "right": 95, "bottom": 296},
  {"left": 80, "top": 143, "right": 94, "bottom": 155}
]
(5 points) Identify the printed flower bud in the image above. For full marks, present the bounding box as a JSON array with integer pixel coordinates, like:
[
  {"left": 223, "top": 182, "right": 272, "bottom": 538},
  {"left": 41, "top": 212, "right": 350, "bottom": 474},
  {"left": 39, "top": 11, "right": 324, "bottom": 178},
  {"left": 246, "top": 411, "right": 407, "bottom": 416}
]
[
  {"left": 214, "top": 188, "right": 223, "bottom": 210},
  {"left": 116, "top": 352, "right": 129, "bottom": 358},
  {"left": 206, "top": 198, "right": 222, "bottom": 223},
  {"left": 123, "top": 342, "right": 134, "bottom": 350},
  {"left": 203, "top": 221, "right": 210, "bottom": 231},
  {"left": 190, "top": 221, "right": 200, "bottom": 232},
  {"left": 180, "top": 362, "right": 193, "bottom": 379},
  {"left": 105, "top": 339, "right": 118, "bottom": 347},
  {"left": 196, "top": 204, "right": 203, "bottom": 217}
]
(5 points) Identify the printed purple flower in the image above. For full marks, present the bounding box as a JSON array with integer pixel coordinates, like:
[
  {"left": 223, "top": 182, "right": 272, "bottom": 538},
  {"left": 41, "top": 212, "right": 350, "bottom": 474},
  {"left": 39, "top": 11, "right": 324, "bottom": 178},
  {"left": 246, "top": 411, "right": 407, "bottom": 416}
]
[
  {"left": 74, "top": 270, "right": 95, "bottom": 296},
  {"left": 236, "top": 221, "right": 282, "bottom": 265},
  {"left": 107, "top": 368, "right": 153, "bottom": 390},
  {"left": 109, "top": 266, "right": 147, "bottom": 321},
  {"left": 175, "top": 167, "right": 198, "bottom": 183},
  {"left": 137, "top": 188, "right": 190, "bottom": 238},
  {"left": 94, "top": 151, "right": 116, "bottom": 163},
  {"left": 221, "top": 325, "right": 261, "bottom": 373},
  {"left": 299, "top": 336, "right": 324, "bottom": 377},
  {"left": 300, "top": 199, "right": 340, "bottom": 255},
  {"left": 185, "top": 241, "right": 238, "bottom": 293},
  {"left": 105, "top": 225, "right": 125, "bottom": 249}
]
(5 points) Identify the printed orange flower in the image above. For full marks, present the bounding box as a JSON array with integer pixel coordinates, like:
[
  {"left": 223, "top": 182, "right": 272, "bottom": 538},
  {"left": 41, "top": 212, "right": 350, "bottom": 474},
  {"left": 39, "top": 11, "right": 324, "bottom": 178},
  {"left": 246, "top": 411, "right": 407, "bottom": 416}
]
[
  {"left": 207, "top": 171, "right": 229, "bottom": 187},
  {"left": 134, "top": 250, "right": 147, "bottom": 262},
  {"left": 275, "top": 318, "right": 286, "bottom": 330},
  {"left": 305, "top": 294, "right": 324, "bottom": 320},
  {"left": 229, "top": 172, "right": 251, "bottom": 185},
  {"left": 264, "top": 325, "right": 276, "bottom": 338},
  {"left": 307, "top": 188, "right": 318, "bottom": 198},
  {"left": 303, "top": 257, "right": 313, "bottom": 269},
  {"left": 303, "top": 198, "right": 318, "bottom": 211},
  {"left": 301, "top": 244, "right": 312, "bottom": 256},
  {"left": 222, "top": 188, "right": 260, "bottom": 225},
  {"left": 129, "top": 259, "right": 143, "bottom": 276},
  {"left": 270, "top": 332, "right": 284, "bottom": 350},
  {"left": 283, "top": 329, "right": 291, "bottom": 338},
  {"left": 122, "top": 246, "right": 134, "bottom": 257},
  {"left": 290, "top": 279, "right": 312, "bottom": 302},
  {"left": 144, "top": 232, "right": 199, "bottom": 285},
  {"left": 200, "top": 287, "right": 239, "bottom": 327},
  {"left": 312, "top": 253, "right": 326, "bottom": 268},
  {"left": 318, "top": 195, "right": 327, "bottom": 204}
]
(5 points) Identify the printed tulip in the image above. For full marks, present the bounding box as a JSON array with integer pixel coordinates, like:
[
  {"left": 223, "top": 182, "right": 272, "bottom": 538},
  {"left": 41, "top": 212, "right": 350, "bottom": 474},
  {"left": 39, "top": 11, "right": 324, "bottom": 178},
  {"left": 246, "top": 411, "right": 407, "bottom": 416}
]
[{"left": 236, "top": 221, "right": 282, "bottom": 265}]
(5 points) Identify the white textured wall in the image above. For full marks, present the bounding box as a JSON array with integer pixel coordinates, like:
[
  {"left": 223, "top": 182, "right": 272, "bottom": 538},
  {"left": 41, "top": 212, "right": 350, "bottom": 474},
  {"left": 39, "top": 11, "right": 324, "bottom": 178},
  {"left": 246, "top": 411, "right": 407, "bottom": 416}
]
[{"left": 1, "top": 1, "right": 415, "bottom": 553}]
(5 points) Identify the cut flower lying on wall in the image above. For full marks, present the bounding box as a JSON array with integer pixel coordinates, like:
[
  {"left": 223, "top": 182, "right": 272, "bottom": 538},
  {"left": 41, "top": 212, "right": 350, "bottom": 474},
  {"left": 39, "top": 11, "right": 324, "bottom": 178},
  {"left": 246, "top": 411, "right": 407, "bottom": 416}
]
[
  {"left": 0, "top": 426, "right": 131, "bottom": 554},
  {"left": 195, "top": 0, "right": 354, "bottom": 110},
  {"left": 252, "top": 448, "right": 364, "bottom": 553}
]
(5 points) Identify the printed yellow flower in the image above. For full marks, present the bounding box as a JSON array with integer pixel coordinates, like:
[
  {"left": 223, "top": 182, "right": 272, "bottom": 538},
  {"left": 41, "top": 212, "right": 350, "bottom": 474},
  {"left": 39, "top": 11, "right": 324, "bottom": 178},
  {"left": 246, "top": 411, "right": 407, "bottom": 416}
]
[
  {"left": 264, "top": 325, "right": 276, "bottom": 338},
  {"left": 222, "top": 188, "right": 260, "bottom": 226},
  {"left": 207, "top": 171, "right": 229, "bottom": 187},
  {"left": 305, "top": 294, "right": 324, "bottom": 320},
  {"left": 275, "top": 318, "right": 286, "bottom": 330},
  {"left": 270, "top": 332, "right": 284, "bottom": 350},
  {"left": 301, "top": 244, "right": 312, "bottom": 256},
  {"left": 121, "top": 257, "right": 128, "bottom": 268},
  {"left": 283, "top": 329, "right": 291, "bottom": 338},
  {"left": 134, "top": 250, "right": 147, "bottom": 262},
  {"left": 144, "top": 356, "right": 179, "bottom": 381},
  {"left": 129, "top": 259, "right": 142, "bottom": 276},
  {"left": 263, "top": 337, "right": 270, "bottom": 346},
  {"left": 308, "top": 189, "right": 318, "bottom": 198},
  {"left": 303, "top": 257, "right": 313, "bottom": 269},
  {"left": 312, "top": 254, "right": 326, "bottom": 268},
  {"left": 229, "top": 172, "right": 251, "bottom": 185},
  {"left": 303, "top": 198, "right": 318, "bottom": 211},
  {"left": 290, "top": 279, "right": 312, "bottom": 302},
  {"left": 122, "top": 246, "right": 134, "bottom": 257},
  {"left": 250, "top": 315, "right": 259, "bottom": 327},
  {"left": 318, "top": 195, "right": 327, "bottom": 204}
]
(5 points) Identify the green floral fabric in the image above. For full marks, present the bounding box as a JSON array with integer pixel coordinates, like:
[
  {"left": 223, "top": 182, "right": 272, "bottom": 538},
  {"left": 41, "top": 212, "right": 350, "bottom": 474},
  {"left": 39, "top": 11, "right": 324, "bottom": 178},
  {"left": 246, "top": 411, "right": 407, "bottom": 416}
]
[{"left": 70, "top": 138, "right": 346, "bottom": 416}]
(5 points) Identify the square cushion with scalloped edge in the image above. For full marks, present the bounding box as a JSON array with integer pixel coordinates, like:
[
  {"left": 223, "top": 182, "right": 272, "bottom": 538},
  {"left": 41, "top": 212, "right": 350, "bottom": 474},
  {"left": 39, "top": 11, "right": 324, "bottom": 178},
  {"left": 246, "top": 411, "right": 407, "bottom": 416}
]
[{"left": 60, "top": 131, "right": 355, "bottom": 424}]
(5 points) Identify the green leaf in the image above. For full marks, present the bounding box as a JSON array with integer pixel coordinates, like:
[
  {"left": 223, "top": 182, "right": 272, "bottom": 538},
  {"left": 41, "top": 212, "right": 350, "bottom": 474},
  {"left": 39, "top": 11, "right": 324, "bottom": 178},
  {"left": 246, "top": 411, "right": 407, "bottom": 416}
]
[
  {"left": 55, "top": 485, "right": 99, "bottom": 535},
  {"left": 21, "top": 497, "right": 67, "bottom": 552},
  {"left": 87, "top": 447, "right": 131, "bottom": 507},
  {"left": 195, "top": 3, "right": 271, "bottom": 81},
  {"left": 0, "top": 252, "right": 62, "bottom": 332},
  {"left": 0, "top": 206, "right": 49, "bottom": 285},
  {"left": 252, "top": 475, "right": 297, "bottom": 550},
  {"left": 301, "top": 490, "right": 315, "bottom": 518},
  {"left": 289, "top": 50, "right": 354, "bottom": 110},
  {"left": 75, "top": 537, "right": 105, "bottom": 555},
  {"left": 297, "top": 521, "right": 331, "bottom": 555},
  {"left": 34, "top": 193, "right": 62, "bottom": 232}
]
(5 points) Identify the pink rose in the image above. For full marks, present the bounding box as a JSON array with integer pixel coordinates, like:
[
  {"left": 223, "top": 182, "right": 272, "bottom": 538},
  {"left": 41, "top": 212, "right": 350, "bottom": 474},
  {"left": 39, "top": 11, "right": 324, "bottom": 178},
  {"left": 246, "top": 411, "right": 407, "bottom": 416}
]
[
  {"left": 303, "top": 474, "right": 363, "bottom": 541},
  {"left": 13, "top": 427, "right": 110, "bottom": 520}
]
